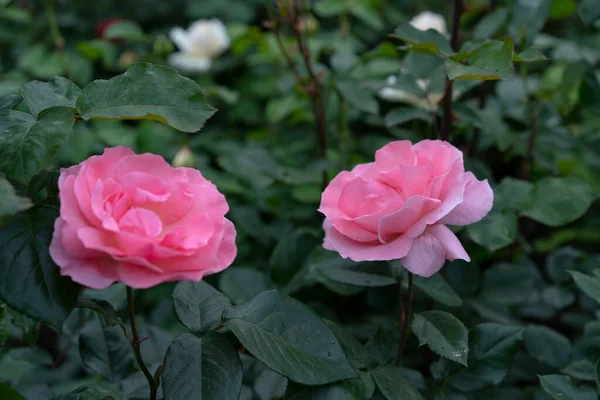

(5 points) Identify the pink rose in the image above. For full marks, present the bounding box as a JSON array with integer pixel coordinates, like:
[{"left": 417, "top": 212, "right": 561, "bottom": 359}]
[
  {"left": 319, "top": 140, "right": 493, "bottom": 277},
  {"left": 49, "top": 147, "right": 236, "bottom": 289}
]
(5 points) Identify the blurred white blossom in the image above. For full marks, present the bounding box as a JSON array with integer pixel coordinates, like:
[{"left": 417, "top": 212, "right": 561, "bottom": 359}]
[
  {"left": 379, "top": 75, "right": 443, "bottom": 111},
  {"left": 409, "top": 11, "right": 447, "bottom": 34},
  {"left": 169, "top": 19, "right": 230, "bottom": 72},
  {"left": 172, "top": 145, "right": 195, "bottom": 168},
  {"left": 379, "top": 11, "right": 447, "bottom": 109}
]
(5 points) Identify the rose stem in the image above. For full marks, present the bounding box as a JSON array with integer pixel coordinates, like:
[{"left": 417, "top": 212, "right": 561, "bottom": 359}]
[
  {"left": 269, "top": 0, "right": 328, "bottom": 189},
  {"left": 518, "top": 63, "right": 538, "bottom": 179},
  {"left": 44, "top": 0, "right": 64, "bottom": 50},
  {"left": 394, "top": 272, "right": 414, "bottom": 366},
  {"left": 440, "top": 0, "right": 463, "bottom": 142},
  {"left": 127, "top": 287, "right": 161, "bottom": 400},
  {"left": 468, "top": 0, "right": 498, "bottom": 157}
]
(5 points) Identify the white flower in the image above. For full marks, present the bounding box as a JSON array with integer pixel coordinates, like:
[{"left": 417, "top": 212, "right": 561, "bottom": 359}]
[
  {"left": 168, "top": 19, "right": 230, "bottom": 73},
  {"left": 172, "top": 145, "right": 195, "bottom": 168},
  {"left": 379, "top": 75, "right": 443, "bottom": 111},
  {"left": 409, "top": 11, "right": 447, "bottom": 34}
]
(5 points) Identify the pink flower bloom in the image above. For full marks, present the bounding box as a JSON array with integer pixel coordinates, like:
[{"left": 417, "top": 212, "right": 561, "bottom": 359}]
[
  {"left": 50, "top": 147, "right": 236, "bottom": 289},
  {"left": 319, "top": 140, "right": 493, "bottom": 277}
]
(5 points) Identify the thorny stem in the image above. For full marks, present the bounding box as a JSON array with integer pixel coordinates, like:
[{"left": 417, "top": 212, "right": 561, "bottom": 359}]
[
  {"left": 394, "top": 273, "right": 414, "bottom": 366},
  {"left": 127, "top": 287, "right": 162, "bottom": 400},
  {"left": 270, "top": 0, "right": 328, "bottom": 189},
  {"left": 440, "top": 0, "right": 463, "bottom": 141}
]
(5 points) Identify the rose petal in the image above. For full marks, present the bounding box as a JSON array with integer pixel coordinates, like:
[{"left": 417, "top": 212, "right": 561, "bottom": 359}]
[
  {"left": 60, "top": 258, "right": 119, "bottom": 290},
  {"left": 400, "top": 229, "right": 446, "bottom": 277},
  {"left": 319, "top": 171, "right": 381, "bottom": 242},
  {"left": 428, "top": 224, "right": 470, "bottom": 262},
  {"left": 161, "top": 212, "right": 215, "bottom": 250},
  {"left": 407, "top": 159, "right": 468, "bottom": 238},
  {"left": 323, "top": 219, "right": 413, "bottom": 261},
  {"left": 440, "top": 173, "right": 494, "bottom": 226},
  {"left": 77, "top": 227, "right": 125, "bottom": 256},
  {"left": 215, "top": 218, "right": 237, "bottom": 271},
  {"left": 375, "top": 141, "right": 415, "bottom": 172},
  {"left": 119, "top": 208, "right": 163, "bottom": 238},
  {"left": 412, "top": 140, "right": 463, "bottom": 176},
  {"left": 378, "top": 195, "right": 441, "bottom": 241},
  {"left": 114, "top": 258, "right": 165, "bottom": 289}
]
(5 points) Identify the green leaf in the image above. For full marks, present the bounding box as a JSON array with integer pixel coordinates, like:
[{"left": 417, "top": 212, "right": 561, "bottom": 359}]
[
  {"left": 284, "top": 379, "right": 365, "bottom": 400},
  {"left": 76, "top": 298, "right": 126, "bottom": 331},
  {"left": 448, "top": 323, "right": 524, "bottom": 392},
  {"left": 0, "top": 178, "right": 32, "bottom": 220},
  {"left": 254, "top": 370, "right": 287, "bottom": 400},
  {"left": 162, "top": 332, "right": 242, "bottom": 400},
  {"left": 270, "top": 230, "right": 319, "bottom": 284},
  {"left": 79, "top": 316, "right": 133, "bottom": 382},
  {"left": 519, "top": 177, "right": 596, "bottom": 227},
  {"left": 473, "top": 8, "right": 509, "bottom": 39},
  {"left": 509, "top": 0, "right": 552, "bottom": 45},
  {"left": 0, "top": 106, "right": 75, "bottom": 183},
  {"left": 172, "top": 280, "right": 231, "bottom": 333},
  {"left": 0, "top": 110, "right": 35, "bottom": 133},
  {"left": 549, "top": 0, "right": 576, "bottom": 20},
  {"left": 547, "top": 248, "right": 583, "bottom": 284},
  {"left": 0, "top": 94, "right": 23, "bottom": 110},
  {"left": 349, "top": 1, "right": 383, "bottom": 30},
  {"left": 266, "top": 94, "right": 306, "bottom": 123},
  {"left": 446, "top": 41, "right": 514, "bottom": 81},
  {"left": 578, "top": 0, "right": 600, "bottom": 25},
  {"left": 331, "top": 52, "right": 360, "bottom": 73},
  {"left": 315, "top": 259, "right": 396, "bottom": 287},
  {"left": 480, "top": 260, "right": 542, "bottom": 305},
  {"left": 76, "top": 63, "right": 216, "bottom": 132},
  {"left": 324, "top": 319, "right": 370, "bottom": 370},
  {"left": 384, "top": 108, "right": 431, "bottom": 128},
  {"left": 0, "top": 205, "right": 80, "bottom": 329},
  {"left": 562, "top": 359, "right": 596, "bottom": 382},
  {"left": 392, "top": 23, "right": 455, "bottom": 56},
  {"left": 51, "top": 385, "right": 125, "bottom": 400},
  {"left": 313, "top": 0, "right": 345, "bottom": 16},
  {"left": 0, "top": 382, "right": 25, "bottom": 400},
  {"left": 26, "top": 170, "right": 60, "bottom": 200},
  {"left": 336, "top": 80, "right": 379, "bottom": 115},
  {"left": 542, "top": 286, "right": 575, "bottom": 310},
  {"left": 514, "top": 47, "right": 549, "bottom": 62},
  {"left": 219, "top": 267, "right": 269, "bottom": 305},
  {"left": 539, "top": 374, "right": 598, "bottom": 400},
  {"left": 568, "top": 269, "right": 600, "bottom": 304},
  {"left": 103, "top": 20, "right": 145, "bottom": 40},
  {"left": 524, "top": 325, "right": 572, "bottom": 368},
  {"left": 20, "top": 77, "right": 81, "bottom": 117},
  {"left": 595, "top": 359, "right": 600, "bottom": 390},
  {"left": 411, "top": 311, "right": 469, "bottom": 366},
  {"left": 0, "top": 303, "right": 6, "bottom": 348},
  {"left": 77, "top": 40, "right": 118, "bottom": 69},
  {"left": 466, "top": 211, "right": 518, "bottom": 252},
  {"left": 222, "top": 290, "right": 356, "bottom": 385},
  {"left": 412, "top": 274, "right": 463, "bottom": 308},
  {"left": 494, "top": 177, "right": 533, "bottom": 211},
  {"left": 371, "top": 367, "right": 425, "bottom": 400}
]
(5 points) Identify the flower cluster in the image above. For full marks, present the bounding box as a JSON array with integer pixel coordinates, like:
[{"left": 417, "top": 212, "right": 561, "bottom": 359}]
[{"left": 50, "top": 140, "right": 492, "bottom": 288}]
